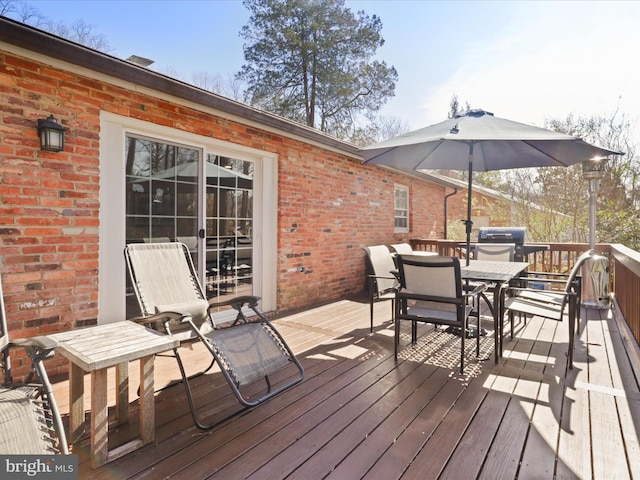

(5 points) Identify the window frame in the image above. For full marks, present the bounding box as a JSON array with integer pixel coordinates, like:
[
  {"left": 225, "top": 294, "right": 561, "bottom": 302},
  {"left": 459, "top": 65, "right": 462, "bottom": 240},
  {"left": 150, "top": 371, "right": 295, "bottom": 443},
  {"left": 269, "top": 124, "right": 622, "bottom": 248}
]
[
  {"left": 394, "top": 183, "right": 410, "bottom": 233},
  {"left": 99, "top": 112, "right": 278, "bottom": 324}
]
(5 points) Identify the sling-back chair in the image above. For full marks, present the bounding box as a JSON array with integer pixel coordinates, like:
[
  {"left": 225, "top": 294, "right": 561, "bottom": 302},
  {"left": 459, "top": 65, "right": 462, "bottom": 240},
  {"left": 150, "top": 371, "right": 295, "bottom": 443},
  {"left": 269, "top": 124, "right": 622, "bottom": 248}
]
[
  {"left": 362, "top": 245, "right": 398, "bottom": 332},
  {"left": 0, "top": 277, "right": 68, "bottom": 454},
  {"left": 472, "top": 242, "right": 517, "bottom": 315},
  {"left": 504, "top": 250, "right": 594, "bottom": 369},
  {"left": 125, "top": 242, "right": 304, "bottom": 430},
  {"left": 395, "top": 255, "right": 486, "bottom": 374}
]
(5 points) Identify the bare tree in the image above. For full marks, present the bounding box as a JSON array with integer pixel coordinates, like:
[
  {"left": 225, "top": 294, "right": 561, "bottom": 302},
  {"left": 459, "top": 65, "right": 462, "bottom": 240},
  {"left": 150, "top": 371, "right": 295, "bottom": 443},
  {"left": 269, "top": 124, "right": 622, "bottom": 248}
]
[
  {"left": 347, "top": 114, "right": 411, "bottom": 147},
  {"left": 47, "top": 19, "right": 112, "bottom": 51},
  {"left": 1, "top": 0, "right": 112, "bottom": 52},
  {"left": 1, "top": 0, "right": 45, "bottom": 25},
  {"left": 189, "top": 72, "right": 245, "bottom": 102},
  {"left": 503, "top": 108, "right": 640, "bottom": 248},
  {"left": 448, "top": 94, "right": 470, "bottom": 119}
]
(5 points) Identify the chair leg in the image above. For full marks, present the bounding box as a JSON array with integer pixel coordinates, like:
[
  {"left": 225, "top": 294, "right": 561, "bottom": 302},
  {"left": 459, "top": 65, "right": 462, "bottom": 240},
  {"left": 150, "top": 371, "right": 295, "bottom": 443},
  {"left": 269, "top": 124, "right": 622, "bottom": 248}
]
[
  {"left": 476, "top": 313, "right": 481, "bottom": 357},
  {"left": 394, "top": 318, "right": 399, "bottom": 360},
  {"left": 173, "top": 347, "right": 247, "bottom": 430},
  {"left": 391, "top": 299, "right": 395, "bottom": 324},
  {"left": 568, "top": 296, "right": 576, "bottom": 369},
  {"left": 460, "top": 324, "right": 465, "bottom": 374},
  {"left": 370, "top": 296, "right": 374, "bottom": 333}
]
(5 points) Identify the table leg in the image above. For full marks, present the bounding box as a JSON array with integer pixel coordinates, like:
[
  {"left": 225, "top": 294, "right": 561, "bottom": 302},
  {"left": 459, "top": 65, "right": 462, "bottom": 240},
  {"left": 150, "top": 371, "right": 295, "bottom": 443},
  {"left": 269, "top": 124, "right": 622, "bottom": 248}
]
[
  {"left": 69, "top": 362, "right": 85, "bottom": 443},
  {"left": 115, "top": 362, "right": 129, "bottom": 425},
  {"left": 139, "top": 355, "right": 155, "bottom": 444},
  {"left": 91, "top": 368, "right": 109, "bottom": 468},
  {"left": 493, "top": 285, "right": 502, "bottom": 363}
]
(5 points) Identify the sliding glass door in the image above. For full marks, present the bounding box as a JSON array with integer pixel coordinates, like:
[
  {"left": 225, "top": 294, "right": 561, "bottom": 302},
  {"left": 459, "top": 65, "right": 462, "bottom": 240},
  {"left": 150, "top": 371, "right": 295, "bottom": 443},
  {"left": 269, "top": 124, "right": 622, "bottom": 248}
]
[{"left": 124, "top": 135, "right": 255, "bottom": 316}]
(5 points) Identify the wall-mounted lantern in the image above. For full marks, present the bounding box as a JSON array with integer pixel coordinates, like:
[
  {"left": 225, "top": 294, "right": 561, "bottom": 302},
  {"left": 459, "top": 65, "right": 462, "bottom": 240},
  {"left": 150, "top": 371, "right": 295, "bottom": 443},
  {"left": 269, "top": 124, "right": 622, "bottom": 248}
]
[{"left": 37, "top": 115, "right": 65, "bottom": 152}]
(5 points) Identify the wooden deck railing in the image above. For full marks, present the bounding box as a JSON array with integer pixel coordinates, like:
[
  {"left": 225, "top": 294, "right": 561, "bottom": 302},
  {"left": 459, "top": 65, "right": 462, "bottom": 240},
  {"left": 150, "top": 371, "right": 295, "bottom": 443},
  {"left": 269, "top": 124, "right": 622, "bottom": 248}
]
[
  {"left": 410, "top": 238, "right": 640, "bottom": 347},
  {"left": 609, "top": 244, "right": 640, "bottom": 346},
  {"left": 410, "top": 239, "right": 605, "bottom": 272}
]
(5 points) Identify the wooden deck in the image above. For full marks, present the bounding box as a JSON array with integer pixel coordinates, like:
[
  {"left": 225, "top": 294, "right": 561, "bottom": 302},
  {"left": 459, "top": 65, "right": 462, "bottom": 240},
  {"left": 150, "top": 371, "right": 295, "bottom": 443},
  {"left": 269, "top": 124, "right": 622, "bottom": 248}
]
[{"left": 52, "top": 295, "right": 640, "bottom": 479}]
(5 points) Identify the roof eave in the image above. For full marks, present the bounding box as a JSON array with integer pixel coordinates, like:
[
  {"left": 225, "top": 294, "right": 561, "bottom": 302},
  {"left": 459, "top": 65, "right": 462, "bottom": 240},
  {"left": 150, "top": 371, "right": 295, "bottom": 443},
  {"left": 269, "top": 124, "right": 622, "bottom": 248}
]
[{"left": 0, "top": 17, "right": 360, "bottom": 157}]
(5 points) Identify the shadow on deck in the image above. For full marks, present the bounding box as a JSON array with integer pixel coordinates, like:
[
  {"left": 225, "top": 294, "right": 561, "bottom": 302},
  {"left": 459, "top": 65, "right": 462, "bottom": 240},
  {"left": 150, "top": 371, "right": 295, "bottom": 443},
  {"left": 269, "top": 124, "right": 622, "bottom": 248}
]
[{"left": 52, "top": 295, "right": 640, "bottom": 479}]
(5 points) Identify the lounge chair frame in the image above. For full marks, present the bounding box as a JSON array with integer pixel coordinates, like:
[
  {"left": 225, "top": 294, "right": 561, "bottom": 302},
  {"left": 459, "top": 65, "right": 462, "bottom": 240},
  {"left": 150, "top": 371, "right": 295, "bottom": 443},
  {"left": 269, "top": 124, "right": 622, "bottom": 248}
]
[
  {"left": 125, "top": 242, "right": 304, "bottom": 430},
  {"left": 0, "top": 279, "right": 68, "bottom": 454}
]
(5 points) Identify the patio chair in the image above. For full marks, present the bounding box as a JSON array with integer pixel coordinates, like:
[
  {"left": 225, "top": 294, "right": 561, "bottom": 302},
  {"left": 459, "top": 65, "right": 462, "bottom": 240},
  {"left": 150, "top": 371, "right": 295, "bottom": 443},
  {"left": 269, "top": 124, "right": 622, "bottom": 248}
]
[
  {"left": 125, "top": 242, "right": 304, "bottom": 430},
  {"left": 394, "top": 255, "right": 486, "bottom": 374},
  {"left": 503, "top": 249, "right": 595, "bottom": 369},
  {"left": 0, "top": 278, "right": 68, "bottom": 454},
  {"left": 390, "top": 243, "right": 414, "bottom": 255},
  {"left": 472, "top": 242, "right": 517, "bottom": 315},
  {"left": 363, "top": 245, "right": 399, "bottom": 332},
  {"left": 475, "top": 243, "right": 516, "bottom": 261}
]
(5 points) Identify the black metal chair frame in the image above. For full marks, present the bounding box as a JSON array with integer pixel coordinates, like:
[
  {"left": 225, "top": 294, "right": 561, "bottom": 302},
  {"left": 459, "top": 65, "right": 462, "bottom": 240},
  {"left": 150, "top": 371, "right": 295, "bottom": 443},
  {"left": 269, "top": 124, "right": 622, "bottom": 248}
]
[
  {"left": 363, "top": 246, "right": 398, "bottom": 332},
  {"left": 394, "top": 255, "right": 487, "bottom": 374},
  {"left": 503, "top": 250, "right": 594, "bottom": 369}
]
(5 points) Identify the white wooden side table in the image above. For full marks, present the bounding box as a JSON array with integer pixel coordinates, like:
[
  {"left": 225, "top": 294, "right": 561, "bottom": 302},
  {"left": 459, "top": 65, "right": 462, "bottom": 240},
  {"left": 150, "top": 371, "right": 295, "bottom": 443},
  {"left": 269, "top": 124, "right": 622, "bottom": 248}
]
[{"left": 49, "top": 321, "right": 178, "bottom": 468}]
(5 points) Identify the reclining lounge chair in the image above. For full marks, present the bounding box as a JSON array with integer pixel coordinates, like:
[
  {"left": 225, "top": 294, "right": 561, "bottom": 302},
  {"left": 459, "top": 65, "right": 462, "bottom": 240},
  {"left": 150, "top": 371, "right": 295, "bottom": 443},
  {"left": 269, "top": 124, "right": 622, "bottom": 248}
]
[
  {"left": 0, "top": 277, "right": 68, "bottom": 454},
  {"left": 125, "top": 242, "right": 304, "bottom": 430}
]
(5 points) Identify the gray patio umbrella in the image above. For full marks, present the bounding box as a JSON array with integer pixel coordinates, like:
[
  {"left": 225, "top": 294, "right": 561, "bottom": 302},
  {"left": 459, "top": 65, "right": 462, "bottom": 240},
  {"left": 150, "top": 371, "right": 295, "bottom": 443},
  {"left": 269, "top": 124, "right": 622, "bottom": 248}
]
[{"left": 360, "top": 109, "right": 622, "bottom": 263}]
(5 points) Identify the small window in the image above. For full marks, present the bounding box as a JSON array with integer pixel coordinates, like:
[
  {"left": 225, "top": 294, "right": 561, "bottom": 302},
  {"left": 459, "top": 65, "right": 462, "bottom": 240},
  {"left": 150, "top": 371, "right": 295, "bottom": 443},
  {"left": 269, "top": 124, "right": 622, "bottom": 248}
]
[{"left": 394, "top": 184, "right": 409, "bottom": 233}]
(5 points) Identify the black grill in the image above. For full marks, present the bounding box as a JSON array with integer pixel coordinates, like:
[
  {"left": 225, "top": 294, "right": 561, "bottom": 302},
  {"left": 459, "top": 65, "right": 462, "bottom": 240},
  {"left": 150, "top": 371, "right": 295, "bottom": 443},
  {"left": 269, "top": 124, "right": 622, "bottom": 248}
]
[{"left": 478, "top": 227, "right": 547, "bottom": 262}]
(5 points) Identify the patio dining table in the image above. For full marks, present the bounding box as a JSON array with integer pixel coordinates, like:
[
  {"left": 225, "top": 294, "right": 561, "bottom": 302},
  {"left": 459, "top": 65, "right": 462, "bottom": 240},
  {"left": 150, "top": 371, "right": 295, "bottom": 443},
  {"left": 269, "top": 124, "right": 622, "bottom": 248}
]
[{"left": 461, "top": 260, "right": 529, "bottom": 362}]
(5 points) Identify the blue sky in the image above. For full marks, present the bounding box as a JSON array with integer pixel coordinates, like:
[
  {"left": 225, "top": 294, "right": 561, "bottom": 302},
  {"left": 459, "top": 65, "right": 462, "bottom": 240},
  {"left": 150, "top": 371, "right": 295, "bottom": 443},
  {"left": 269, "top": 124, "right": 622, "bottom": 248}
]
[{"left": 28, "top": 0, "right": 640, "bottom": 143}]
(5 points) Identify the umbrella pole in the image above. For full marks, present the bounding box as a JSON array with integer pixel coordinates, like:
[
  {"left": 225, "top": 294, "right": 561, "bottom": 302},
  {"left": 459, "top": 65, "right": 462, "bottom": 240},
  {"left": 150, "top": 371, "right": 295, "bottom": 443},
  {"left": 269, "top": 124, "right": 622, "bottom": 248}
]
[{"left": 464, "top": 143, "right": 474, "bottom": 266}]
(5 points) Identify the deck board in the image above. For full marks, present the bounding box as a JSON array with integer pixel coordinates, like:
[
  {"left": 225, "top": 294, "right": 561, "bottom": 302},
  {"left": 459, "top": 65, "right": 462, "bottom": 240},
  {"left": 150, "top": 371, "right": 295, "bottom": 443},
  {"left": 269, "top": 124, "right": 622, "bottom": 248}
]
[{"left": 49, "top": 296, "right": 640, "bottom": 479}]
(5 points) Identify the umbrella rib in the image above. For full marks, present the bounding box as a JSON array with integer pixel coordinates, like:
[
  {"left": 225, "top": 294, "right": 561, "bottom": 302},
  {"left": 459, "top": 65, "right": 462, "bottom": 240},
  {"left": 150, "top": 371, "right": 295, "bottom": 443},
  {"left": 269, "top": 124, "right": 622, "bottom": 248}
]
[
  {"left": 361, "top": 146, "right": 401, "bottom": 164},
  {"left": 520, "top": 140, "right": 576, "bottom": 167}
]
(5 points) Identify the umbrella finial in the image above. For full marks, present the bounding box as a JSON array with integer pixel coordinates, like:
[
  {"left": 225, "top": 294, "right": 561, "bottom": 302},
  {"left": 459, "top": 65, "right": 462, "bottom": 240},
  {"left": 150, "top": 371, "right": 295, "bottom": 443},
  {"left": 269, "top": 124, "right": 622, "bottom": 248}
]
[
  {"left": 467, "top": 109, "right": 493, "bottom": 117},
  {"left": 450, "top": 124, "right": 459, "bottom": 134}
]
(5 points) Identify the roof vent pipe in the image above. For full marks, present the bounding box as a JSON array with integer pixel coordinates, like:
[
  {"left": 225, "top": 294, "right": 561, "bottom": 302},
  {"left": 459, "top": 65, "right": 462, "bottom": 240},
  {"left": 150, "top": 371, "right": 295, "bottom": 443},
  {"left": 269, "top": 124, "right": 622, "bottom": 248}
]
[{"left": 125, "top": 55, "right": 154, "bottom": 67}]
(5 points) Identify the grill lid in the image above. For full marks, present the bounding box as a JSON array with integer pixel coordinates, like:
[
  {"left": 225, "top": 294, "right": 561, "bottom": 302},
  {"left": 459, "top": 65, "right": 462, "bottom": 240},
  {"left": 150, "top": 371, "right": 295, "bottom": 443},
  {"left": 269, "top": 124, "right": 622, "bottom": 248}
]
[{"left": 478, "top": 227, "right": 527, "bottom": 246}]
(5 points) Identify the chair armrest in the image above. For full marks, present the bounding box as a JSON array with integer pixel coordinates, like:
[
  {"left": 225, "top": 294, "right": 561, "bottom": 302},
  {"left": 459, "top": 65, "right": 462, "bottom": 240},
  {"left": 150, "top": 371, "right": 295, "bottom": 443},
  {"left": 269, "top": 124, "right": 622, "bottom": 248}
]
[
  {"left": 507, "top": 286, "right": 574, "bottom": 298},
  {"left": 208, "top": 295, "right": 261, "bottom": 310},
  {"left": 526, "top": 271, "right": 571, "bottom": 278},
  {"left": 463, "top": 282, "right": 488, "bottom": 297},
  {"left": 397, "top": 290, "right": 466, "bottom": 306},
  {"left": 368, "top": 273, "right": 398, "bottom": 284},
  {"left": 9, "top": 336, "right": 59, "bottom": 360},
  {"left": 9, "top": 336, "right": 59, "bottom": 363},
  {"left": 10, "top": 335, "right": 57, "bottom": 351},
  {"left": 519, "top": 276, "right": 567, "bottom": 286},
  {"left": 525, "top": 271, "right": 582, "bottom": 282},
  {"left": 208, "top": 295, "right": 269, "bottom": 326},
  {"left": 129, "top": 311, "right": 188, "bottom": 329}
]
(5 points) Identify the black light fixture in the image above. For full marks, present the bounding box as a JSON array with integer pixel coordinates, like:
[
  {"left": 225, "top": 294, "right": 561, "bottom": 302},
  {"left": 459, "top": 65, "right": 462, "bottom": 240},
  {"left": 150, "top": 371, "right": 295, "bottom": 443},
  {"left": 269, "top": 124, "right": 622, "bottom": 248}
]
[{"left": 37, "top": 115, "right": 65, "bottom": 152}]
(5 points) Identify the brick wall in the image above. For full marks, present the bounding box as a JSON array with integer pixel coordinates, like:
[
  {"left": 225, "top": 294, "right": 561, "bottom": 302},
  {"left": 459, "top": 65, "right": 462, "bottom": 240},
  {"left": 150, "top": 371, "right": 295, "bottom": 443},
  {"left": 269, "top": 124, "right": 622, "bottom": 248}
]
[{"left": 0, "top": 49, "right": 445, "bottom": 376}]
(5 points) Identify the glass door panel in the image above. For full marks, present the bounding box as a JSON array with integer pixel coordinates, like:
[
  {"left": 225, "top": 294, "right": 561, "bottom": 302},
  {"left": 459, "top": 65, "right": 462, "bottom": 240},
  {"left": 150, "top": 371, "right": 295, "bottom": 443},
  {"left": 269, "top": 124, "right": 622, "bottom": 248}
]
[
  {"left": 124, "top": 135, "right": 199, "bottom": 316},
  {"left": 205, "top": 155, "right": 254, "bottom": 305},
  {"left": 125, "top": 136, "right": 256, "bottom": 317}
]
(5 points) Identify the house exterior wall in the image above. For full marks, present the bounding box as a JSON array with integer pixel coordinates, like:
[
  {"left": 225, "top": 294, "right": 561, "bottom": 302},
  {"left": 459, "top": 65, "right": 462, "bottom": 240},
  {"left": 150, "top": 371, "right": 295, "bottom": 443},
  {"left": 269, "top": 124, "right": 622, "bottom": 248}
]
[
  {"left": 0, "top": 48, "right": 445, "bottom": 375},
  {"left": 445, "top": 188, "right": 513, "bottom": 239}
]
